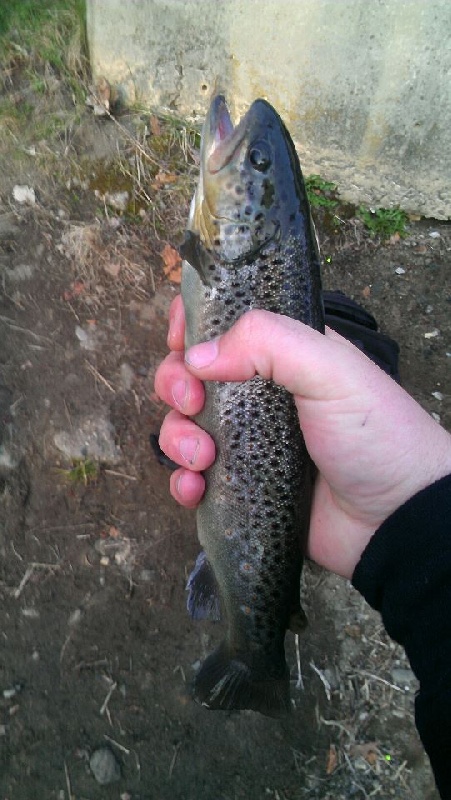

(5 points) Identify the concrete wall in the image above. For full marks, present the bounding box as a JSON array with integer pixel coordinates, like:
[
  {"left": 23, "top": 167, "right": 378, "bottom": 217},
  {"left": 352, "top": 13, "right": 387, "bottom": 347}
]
[{"left": 86, "top": 0, "right": 451, "bottom": 219}]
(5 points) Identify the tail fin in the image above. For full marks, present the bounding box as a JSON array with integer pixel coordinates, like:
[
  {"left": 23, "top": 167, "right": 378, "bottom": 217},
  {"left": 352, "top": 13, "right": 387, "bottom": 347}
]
[{"left": 193, "top": 641, "right": 290, "bottom": 717}]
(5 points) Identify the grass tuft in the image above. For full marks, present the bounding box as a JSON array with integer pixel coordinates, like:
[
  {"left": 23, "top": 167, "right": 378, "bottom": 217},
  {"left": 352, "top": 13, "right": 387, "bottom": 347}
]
[{"left": 357, "top": 205, "right": 409, "bottom": 238}]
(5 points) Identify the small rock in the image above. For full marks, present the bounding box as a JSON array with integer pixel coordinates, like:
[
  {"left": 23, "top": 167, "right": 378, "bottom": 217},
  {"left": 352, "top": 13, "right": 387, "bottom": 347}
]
[
  {"left": 391, "top": 667, "right": 416, "bottom": 688},
  {"left": 424, "top": 329, "right": 440, "bottom": 339},
  {"left": 12, "top": 185, "right": 36, "bottom": 205},
  {"left": 119, "top": 362, "right": 135, "bottom": 391},
  {"left": 0, "top": 446, "right": 19, "bottom": 470},
  {"left": 394, "top": 267, "right": 405, "bottom": 275},
  {"left": 0, "top": 212, "right": 19, "bottom": 237},
  {"left": 21, "top": 608, "right": 40, "bottom": 618},
  {"left": 431, "top": 412, "right": 441, "bottom": 423},
  {"left": 75, "top": 323, "right": 98, "bottom": 351},
  {"left": 53, "top": 412, "right": 121, "bottom": 464},
  {"left": 104, "top": 191, "right": 129, "bottom": 212},
  {"left": 89, "top": 746, "right": 121, "bottom": 785},
  {"left": 140, "top": 568, "right": 156, "bottom": 582},
  {"left": 5, "top": 263, "right": 34, "bottom": 282},
  {"left": 429, "top": 230, "right": 441, "bottom": 238},
  {"left": 432, "top": 391, "right": 444, "bottom": 401}
]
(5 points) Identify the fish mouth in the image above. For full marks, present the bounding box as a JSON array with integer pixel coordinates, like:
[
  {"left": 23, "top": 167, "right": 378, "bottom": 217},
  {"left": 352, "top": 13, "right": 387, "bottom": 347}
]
[{"left": 204, "top": 95, "right": 248, "bottom": 175}]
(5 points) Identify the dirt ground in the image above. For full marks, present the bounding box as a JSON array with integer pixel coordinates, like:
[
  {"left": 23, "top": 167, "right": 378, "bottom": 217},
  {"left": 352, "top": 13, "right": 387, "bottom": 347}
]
[{"left": 0, "top": 63, "right": 450, "bottom": 800}]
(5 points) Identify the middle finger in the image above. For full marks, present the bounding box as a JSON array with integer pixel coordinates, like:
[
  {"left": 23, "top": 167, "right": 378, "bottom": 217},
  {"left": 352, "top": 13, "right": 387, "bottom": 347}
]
[
  {"left": 154, "top": 350, "right": 205, "bottom": 415},
  {"left": 159, "top": 410, "right": 216, "bottom": 471}
]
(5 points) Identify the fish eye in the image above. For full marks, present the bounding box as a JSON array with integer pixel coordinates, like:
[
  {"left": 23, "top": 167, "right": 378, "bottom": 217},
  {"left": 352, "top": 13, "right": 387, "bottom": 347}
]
[{"left": 248, "top": 142, "right": 271, "bottom": 173}]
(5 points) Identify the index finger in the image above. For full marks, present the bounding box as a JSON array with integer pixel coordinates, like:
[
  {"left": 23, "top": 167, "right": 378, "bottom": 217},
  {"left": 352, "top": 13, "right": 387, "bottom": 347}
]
[{"left": 167, "top": 295, "right": 186, "bottom": 352}]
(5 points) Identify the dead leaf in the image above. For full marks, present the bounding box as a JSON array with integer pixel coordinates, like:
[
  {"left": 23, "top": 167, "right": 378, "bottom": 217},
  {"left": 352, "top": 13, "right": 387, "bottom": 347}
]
[
  {"left": 158, "top": 172, "right": 177, "bottom": 185},
  {"left": 96, "top": 76, "right": 111, "bottom": 108},
  {"left": 388, "top": 232, "right": 401, "bottom": 245},
  {"left": 103, "top": 261, "right": 122, "bottom": 278},
  {"left": 62, "top": 280, "right": 86, "bottom": 301},
  {"left": 344, "top": 623, "right": 361, "bottom": 639},
  {"left": 351, "top": 742, "right": 379, "bottom": 766},
  {"left": 161, "top": 243, "right": 182, "bottom": 284},
  {"left": 326, "top": 744, "right": 338, "bottom": 775},
  {"left": 150, "top": 114, "right": 161, "bottom": 136},
  {"left": 152, "top": 171, "right": 178, "bottom": 190},
  {"left": 361, "top": 285, "right": 371, "bottom": 299}
]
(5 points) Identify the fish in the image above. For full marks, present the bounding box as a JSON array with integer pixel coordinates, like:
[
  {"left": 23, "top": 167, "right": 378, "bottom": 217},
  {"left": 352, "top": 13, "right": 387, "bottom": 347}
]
[{"left": 180, "top": 94, "right": 324, "bottom": 716}]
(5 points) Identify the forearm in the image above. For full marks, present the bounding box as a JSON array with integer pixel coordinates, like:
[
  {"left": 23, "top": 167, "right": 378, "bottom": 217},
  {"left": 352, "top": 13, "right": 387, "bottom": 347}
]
[{"left": 352, "top": 474, "right": 451, "bottom": 798}]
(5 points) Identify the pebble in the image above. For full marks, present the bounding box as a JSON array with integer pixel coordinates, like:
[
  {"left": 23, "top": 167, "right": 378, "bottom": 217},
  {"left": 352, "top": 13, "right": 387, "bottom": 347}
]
[
  {"left": 53, "top": 412, "right": 121, "bottom": 464},
  {"left": 75, "top": 324, "right": 98, "bottom": 352},
  {"left": 394, "top": 267, "right": 405, "bottom": 275},
  {"left": 119, "top": 362, "right": 135, "bottom": 391},
  {"left": 5, "top": 263, "right": 34, "bottom": 282},
  {"left": 104, "top": 190, "right": 129, "bottom": 212},
  {"left": 429, "top": 230, "right": 441, "bottom": 238},
  {"left": 391, "top": 666, "right": 416, "bottom": 688},
  {"left": 12, "top": 185, "right": 36, "bottom": 205},
  {"left": 89, "top": 746, "right": 121, "bottom": 785},
  {"left": 424, "top": 329, "right": 440, "bottom": 339},
  {"left": 432, "top": 391, "right": 444, "bottom": 401}
]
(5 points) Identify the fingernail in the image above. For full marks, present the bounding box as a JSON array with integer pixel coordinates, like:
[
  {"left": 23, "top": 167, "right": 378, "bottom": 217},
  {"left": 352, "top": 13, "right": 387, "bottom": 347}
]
[
  {"left": 175, "top": 473, "right": 183, "bottom": 496},
  {"left": 167, "top": 305, "right": 182, "bottom": 346},
  {"left": 179, "top": 436, "right": 200, "bottom": 465},
  {"left": 185, "top": 338, "right": 219, "bottom": 369},
  {"left": 171, "top": 379, "right": 188, "bottom": 410}
]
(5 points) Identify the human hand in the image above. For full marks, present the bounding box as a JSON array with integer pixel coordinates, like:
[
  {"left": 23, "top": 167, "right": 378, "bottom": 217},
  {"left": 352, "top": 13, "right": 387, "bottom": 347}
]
[{"left": 155, "top": 296, "right": 451, "bottom": 579}]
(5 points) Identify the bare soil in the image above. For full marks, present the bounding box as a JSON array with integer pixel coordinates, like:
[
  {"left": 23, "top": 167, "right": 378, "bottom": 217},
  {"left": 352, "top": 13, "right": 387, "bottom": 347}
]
[{"left": 0, "top": 75, "right": 449, "bottom": 799}]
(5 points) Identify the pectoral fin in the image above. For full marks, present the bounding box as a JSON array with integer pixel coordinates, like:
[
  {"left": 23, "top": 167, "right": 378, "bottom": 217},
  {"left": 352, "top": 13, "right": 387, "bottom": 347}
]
[{"left": 186, "top": 551, "right": 221, "bottom": 621}]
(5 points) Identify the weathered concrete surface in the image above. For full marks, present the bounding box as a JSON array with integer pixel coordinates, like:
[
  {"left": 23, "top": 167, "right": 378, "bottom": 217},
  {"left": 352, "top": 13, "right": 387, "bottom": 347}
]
[{"left": 86, "top": 0, "right": 451, "bottom": 218}]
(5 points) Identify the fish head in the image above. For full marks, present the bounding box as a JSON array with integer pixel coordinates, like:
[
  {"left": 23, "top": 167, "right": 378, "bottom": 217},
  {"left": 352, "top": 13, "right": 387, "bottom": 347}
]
[{"left": 188, "top": 95, "right": 309, "bottom": 264}]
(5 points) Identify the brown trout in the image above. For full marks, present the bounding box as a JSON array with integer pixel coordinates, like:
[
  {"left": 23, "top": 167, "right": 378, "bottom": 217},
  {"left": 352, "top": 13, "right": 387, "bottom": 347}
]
[{"left": 180, "top": 95, "right": 324, "bottom": 716}]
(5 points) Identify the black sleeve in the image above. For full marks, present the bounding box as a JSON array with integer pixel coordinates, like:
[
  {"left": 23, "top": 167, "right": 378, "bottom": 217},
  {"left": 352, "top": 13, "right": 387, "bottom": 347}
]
[{"left": 352, "top": 474, "right": 451, "bottom": 799}]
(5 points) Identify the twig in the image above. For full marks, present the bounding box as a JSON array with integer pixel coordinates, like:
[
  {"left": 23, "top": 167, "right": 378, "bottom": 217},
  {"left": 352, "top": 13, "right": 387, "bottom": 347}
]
[
  {"left": 357, "top": 670, "right": 404, "bottom": 693},
  {"left": 104, "top": 469, "right": 137, "bottom": 481},
  {"left": 319, "top": 716, "right": 353, "bottom": 739},
  {"left": 64, "top": 760, "right": 73, "bottom": 800},
  {"left": 85, "top": 361, "right": 115, "bottom": 393},
  {"left": 0, "top": 314, "right": 53, "bottom": 344},
  {"left": 13, "top": 563, "right": 61, "bottom": 599},
  {"left": 104, "top": 733, "right": 130, "bottom": 755},
  {"left": 295, "top": 634, "right": 304, "bottom": 690},
  {"left": 100, "top": 681, "right": 117, "bottom": 715},
  {"left": 310, "top": 661, "right": 331, "bottom": 701},
  {"left": 168, "top": 742, "right": 181, "bottom": 779}
]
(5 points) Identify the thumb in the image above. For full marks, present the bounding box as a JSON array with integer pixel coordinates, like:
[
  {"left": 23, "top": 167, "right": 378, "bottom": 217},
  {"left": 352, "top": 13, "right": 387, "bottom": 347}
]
[{"left": 184, "top": 309, "right": 370, "bottom": 402}]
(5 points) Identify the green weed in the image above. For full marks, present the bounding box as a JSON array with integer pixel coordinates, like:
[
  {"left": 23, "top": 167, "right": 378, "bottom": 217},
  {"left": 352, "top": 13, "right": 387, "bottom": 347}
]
[
  {"left": 357, "top": 206, "right": 409, "bottom": 238},
  {"left": 59, "top": 458, "right": 99, "bottom": 486},
  {"left": 306, "top": 174, "right": 339, "bottom": 210}
]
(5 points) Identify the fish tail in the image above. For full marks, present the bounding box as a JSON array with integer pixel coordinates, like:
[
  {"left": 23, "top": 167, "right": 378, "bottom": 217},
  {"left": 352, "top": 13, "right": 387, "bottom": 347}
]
[{"left": 193, "top": 641, "right": 290, "bottom": 717}]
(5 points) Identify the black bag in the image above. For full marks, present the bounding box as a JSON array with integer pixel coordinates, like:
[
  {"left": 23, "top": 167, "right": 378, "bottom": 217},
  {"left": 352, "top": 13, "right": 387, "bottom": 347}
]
[{"left": 324, "top": 291, "right": 400, "bottom": 382}]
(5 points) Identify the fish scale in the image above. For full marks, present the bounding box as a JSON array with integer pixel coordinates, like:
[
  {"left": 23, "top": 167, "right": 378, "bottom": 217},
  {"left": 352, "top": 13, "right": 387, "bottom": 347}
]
[{"left": 181, "top": 94, "right": 324, "bottom": 716}]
